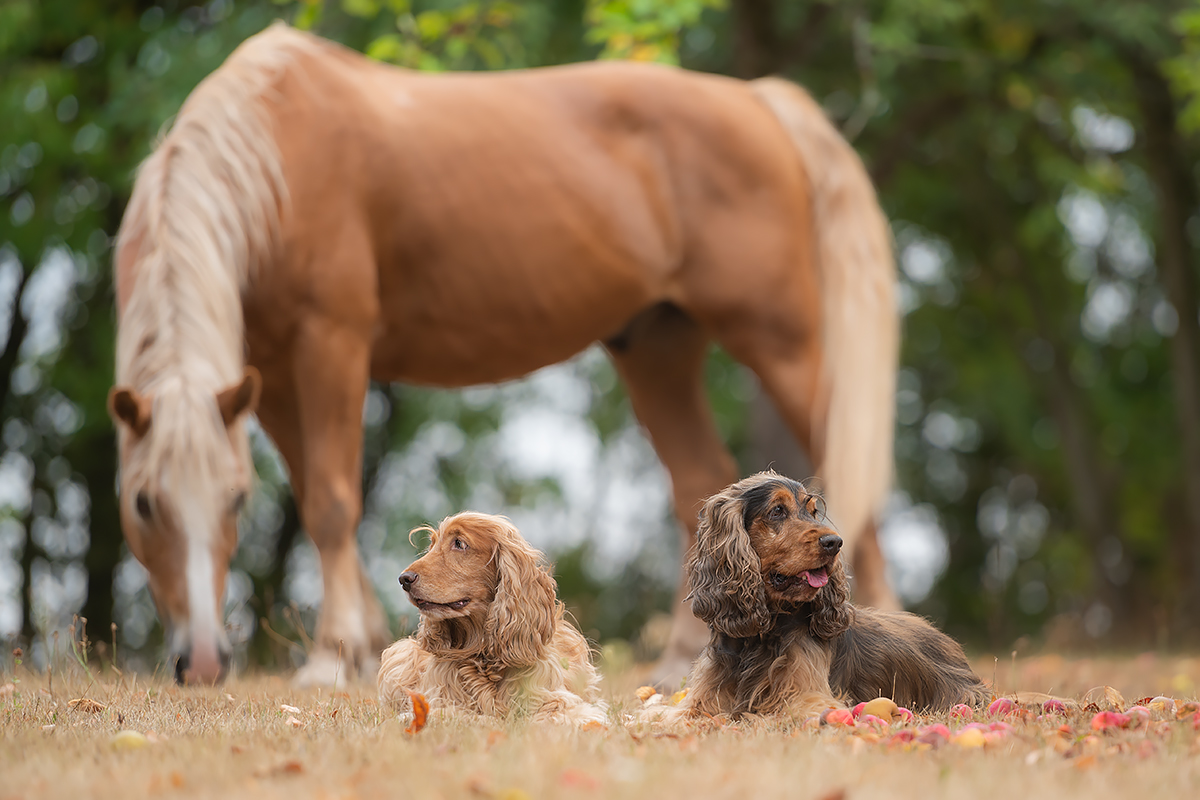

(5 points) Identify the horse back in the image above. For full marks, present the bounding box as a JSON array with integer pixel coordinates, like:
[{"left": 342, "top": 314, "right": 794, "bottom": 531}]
[{"left": 236, "top": 28, "right": 813, "bottom": 384}]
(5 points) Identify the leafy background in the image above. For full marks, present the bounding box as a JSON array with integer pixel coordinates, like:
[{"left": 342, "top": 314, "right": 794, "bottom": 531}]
[{"left": 4, "top": 0, "right": 1200, "bottom": 672}]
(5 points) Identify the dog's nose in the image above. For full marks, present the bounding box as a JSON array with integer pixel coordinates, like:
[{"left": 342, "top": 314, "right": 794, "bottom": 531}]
[
  {"left": 818, "top": 534, "right": 843, "bottom": 555},
  {"left": 398, "top": 571, "right": 418, "bottom": 591}
]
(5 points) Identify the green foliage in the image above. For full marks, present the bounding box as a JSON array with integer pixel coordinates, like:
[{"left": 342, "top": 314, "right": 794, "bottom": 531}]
[
  {"left": 585, "top": 0, "right": 726, "bottom": 63},
  {"left": 1167, "top": 6, "right": 1200, "bottom": 133}
]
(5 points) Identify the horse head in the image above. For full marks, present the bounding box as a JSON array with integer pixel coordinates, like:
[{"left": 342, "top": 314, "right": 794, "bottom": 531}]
[{"left": 108, "top": 367, "right": 260, "bottom": 684}]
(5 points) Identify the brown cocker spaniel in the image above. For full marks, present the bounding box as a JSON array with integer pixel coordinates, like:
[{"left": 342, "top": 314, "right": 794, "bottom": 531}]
[
  {"left": 378, "top": 512, "right": 606, "bottom": 725},
  {"left": 680, "top": 471, "right": 989, "bottom": 719}
]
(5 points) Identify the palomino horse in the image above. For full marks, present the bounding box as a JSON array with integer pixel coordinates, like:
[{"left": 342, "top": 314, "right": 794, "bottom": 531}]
[{"left": 109, "top": 23, "right": 898, "bottom": 686}]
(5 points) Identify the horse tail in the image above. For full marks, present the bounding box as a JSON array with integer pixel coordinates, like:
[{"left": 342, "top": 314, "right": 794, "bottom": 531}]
[{"left": 749, "top": 78, "right": 899, "bottom": 569}]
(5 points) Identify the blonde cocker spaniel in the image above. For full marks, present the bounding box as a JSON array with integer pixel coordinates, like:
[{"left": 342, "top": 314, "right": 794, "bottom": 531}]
[
  {"left": 378, "top": 512, "right": 606, "bottom": 725},
  {"left": 680, "top": 471, "right": 989, "bottom": 720}
]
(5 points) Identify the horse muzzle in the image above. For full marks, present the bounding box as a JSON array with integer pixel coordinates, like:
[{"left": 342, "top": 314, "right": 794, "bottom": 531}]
[{"left": 172, "top": 643, "right": 232, "bottom": 685}]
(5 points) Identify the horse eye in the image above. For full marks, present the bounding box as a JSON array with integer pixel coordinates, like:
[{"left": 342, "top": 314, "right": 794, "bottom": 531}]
[
  {"left": 231, "top": 491, "right": 247, "bottom": 515},
  {"left": 135, "top": 491, "right": 152, "bottom": 520}
]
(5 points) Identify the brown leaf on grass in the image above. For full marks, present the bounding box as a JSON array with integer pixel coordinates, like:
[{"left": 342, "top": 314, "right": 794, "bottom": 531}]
[
  {"left": 1081, "top": 686, "right": 1126, "bottom": 711},
  {"left": 1073, "top": 755, "right": 1098, "bottom": 771},
  {"left": 1, "top": 682, "right": 15, "bottom": 698},
  {"left": 558, "top": 768, "right": 599, "bottom": 790},
  {"left": 279, "top": 703, "right": 301, "bottom": 714},
  {"left": 405, "top": 690, "right": 429, "bottom": 734},
  {"left": 286, "top": 715, "right": 306, "bottom": 729},
  {"left": 254, "top": 760, "right": 305, "bottom": 778},
  {"left": 68, "top": 698, "right": 106, "bottom": 713},
  {"left": 466, "top": 771, "right": 492, "bottom": 797}
]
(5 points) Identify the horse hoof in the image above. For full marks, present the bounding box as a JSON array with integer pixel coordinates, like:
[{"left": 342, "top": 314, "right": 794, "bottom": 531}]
[{"left": 293, "top": 649, "right": 347, "bottom": 688}]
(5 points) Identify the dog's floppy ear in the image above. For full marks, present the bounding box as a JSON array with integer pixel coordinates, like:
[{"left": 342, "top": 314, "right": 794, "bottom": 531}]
[
  {"left": 686, "top": 489, "right": 770, "bottom": 638},
  {"left": 485, "top": 523, "right": 558, "bottom": 665},
  {"left": 809, "top": 556, "right": 852, "bottom": 639}
]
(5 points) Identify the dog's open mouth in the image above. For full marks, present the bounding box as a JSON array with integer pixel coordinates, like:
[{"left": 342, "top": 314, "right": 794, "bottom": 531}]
[
  {"left": 411, "top": 597, "right": 470, "bottom": 612},
  {"left": 768, "top": 566, "right": 829, "bottom": 591}
]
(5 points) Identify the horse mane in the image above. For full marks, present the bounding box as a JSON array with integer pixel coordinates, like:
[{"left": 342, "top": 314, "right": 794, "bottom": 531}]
[{"left": 114, "top": 23, "right": 313, "bottom": 499}]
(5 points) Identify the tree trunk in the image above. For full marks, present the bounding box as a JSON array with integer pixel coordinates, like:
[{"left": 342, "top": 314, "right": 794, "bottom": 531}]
[
  {"left": 78, "top": 428, "right": 120, "bottom": 649},
  {"left": 1009, "top": 248, "right": 1126, "bottom": 620},
  {"left": 1127, "top": 55, "right": 1200, "bottom": 620},
  {"left": 731, "top": 0, "right": 779, "bottom": 79}
]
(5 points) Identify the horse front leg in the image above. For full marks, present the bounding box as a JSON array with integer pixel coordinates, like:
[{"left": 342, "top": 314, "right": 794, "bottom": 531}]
[
  {"left": 607, "top": 305, "right": 739, "bottom": 691},
  {"left": 289, "top": 319, "right": 389, "bottom": 686}
]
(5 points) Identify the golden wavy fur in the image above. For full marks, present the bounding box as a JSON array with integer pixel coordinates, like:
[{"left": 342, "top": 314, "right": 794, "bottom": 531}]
[
  {"left": 378, "top": 513, "right": 606, "bottom": 725},
  {"left": 680, "top": 472, "right": 989, "bottom": 720}
]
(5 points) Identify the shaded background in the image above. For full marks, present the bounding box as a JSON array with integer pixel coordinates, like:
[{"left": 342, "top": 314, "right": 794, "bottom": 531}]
[{"left": 4, "top": 0, "right": 1200, "bottom": 673}]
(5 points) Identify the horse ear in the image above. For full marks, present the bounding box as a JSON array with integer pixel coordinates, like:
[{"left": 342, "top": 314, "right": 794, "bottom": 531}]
[
  {"left": 108, "top": 386, "right": 152, "bottom": 437},
  {"left": 686, "top": 490, "right": 770, "bottom": 638},
  {"left": 216, "top": 367, "right": 261, "bottom": 426}
]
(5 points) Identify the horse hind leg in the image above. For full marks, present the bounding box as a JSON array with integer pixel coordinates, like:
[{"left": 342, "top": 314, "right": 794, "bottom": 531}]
[{"left": 606, "top": 303, "right": 739, "bottom": 691}]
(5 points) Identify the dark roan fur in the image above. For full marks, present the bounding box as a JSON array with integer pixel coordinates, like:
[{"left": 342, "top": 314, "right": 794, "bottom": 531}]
[{"left": 683, "top": 471, "right": 989, "bottom": 717}]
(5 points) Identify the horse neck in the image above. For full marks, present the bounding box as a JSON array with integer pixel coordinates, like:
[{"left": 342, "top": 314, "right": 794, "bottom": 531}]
[{"left": 115, "top": 25, "right": 300, "bottom": 390}]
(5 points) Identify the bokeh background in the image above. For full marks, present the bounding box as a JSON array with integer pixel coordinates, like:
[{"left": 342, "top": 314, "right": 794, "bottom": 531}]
[{"left": 4, "top": 0, "right": 1200, "bottom": 673}]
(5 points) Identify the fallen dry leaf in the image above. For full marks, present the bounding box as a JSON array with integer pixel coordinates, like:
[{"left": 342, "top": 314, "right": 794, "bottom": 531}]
[
  {"left": 68, "top": 697, "right": 106, "bottom": 713},
  {"left": 111, "top": 730, "right": 150, "bottom": 751},
  {"left": 0, "top": 682, "right": 15, "bottom": 698},
  {"left": 635, "top": 685, "right": 657, "bottom": 702},
  {"left": 279, "top": 704, "right": 301, "bottom": 714},
  {"left": 559, "top": 768, "right": 599, "bottom": 790},
  {"left": 406, "top": 690, "right": 429, "bottom": 734},
  {"left": 286, "top": 715, "right": 306, "bottom": 729},
  {"left": 1081, "top": 685, "right": 1126, "bottom": 711},
  {"left": 255, "top": 760, "right": 305, "bottom": 778},
  {"left": 1073, "top": 754, "right": 1098, "bottom": 771}
]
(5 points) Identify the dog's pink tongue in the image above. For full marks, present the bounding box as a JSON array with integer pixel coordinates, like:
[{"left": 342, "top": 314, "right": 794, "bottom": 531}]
[{"left": 804, "top": 569, "right": 829, "bottom": 588}]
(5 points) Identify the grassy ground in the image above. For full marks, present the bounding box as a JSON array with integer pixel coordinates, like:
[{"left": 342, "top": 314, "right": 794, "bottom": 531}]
[{"left": 3, "top": 651, "right": 1200, "bottom": 800}]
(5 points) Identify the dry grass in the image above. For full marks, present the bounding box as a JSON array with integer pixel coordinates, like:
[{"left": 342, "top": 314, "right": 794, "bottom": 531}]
[{"left": 3, "top": 651, "right": 1200, "bottom": 800}]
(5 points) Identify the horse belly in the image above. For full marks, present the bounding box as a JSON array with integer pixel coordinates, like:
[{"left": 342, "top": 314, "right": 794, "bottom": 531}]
[{"left": 369, "top": 275, "right": 649, "bottom": 387}]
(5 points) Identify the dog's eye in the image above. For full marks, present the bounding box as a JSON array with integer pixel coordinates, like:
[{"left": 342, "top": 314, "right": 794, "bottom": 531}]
[
  {"left": 452, "top": 538, "right": 467, "bottom": 551},
  {"left": 768, "top": 504, "right": 787, "bottom": 521}
]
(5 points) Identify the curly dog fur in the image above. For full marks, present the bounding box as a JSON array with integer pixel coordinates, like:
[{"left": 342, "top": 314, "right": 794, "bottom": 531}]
[
  {"left": 681, "top": 471, "right": 989, "bottom": 719},
  {"left": 378, "top": 512, "right": 606, "bottom": 724}
]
